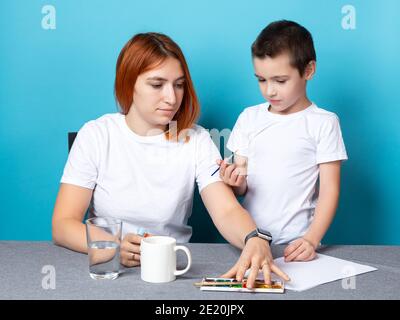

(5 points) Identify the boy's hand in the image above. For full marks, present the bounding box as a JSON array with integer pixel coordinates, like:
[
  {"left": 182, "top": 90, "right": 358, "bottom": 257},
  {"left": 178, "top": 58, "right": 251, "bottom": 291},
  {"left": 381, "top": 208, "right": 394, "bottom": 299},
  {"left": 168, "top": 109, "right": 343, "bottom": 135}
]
[
  {"left": 216, "top": 158, "right": 247, "bottom": 188},
  {"left": 284, "top": 237, "right": 317, "bottom": 262},
  {"left": 220, "top": 237, "right": 290, "bottom": 288}
]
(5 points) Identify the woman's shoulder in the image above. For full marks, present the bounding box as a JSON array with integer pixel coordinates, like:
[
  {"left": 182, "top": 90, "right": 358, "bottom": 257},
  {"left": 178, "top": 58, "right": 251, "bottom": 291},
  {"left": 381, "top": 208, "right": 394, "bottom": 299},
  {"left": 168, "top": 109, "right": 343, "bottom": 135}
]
[
  {"left": 173, "top": 124, "right": 214, "bottom": 146},
  {"left": 83, "top": 113, "right": 122, "bottom": 128},
  {"left": 190, "top": 123, "right": 207, "bottom": 133},
  {"left": 187, "top": 124, "right": 213, "bottom": 140},
  {"left": 75, "top": 113, "right": 123, "bottom": 145},
  {"left": 79, "top": 113, "right": 123, "bottom": 133}
]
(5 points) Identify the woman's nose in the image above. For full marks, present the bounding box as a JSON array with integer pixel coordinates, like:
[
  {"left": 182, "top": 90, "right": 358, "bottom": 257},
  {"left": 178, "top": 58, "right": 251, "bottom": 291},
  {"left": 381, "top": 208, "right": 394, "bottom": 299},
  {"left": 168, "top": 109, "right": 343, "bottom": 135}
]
[{"left": 163, "top": 85, "right": 176, "bottom": 105}]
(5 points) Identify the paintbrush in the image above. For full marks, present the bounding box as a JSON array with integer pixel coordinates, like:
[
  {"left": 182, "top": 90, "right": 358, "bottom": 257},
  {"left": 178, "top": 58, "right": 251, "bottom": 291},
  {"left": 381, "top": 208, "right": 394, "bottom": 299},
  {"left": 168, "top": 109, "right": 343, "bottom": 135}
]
[
  {"left": 211, "top": 154, "right": 234, "bottom": 176},
  {"left": 194, "top": 280, "right": 283, "bottom": 289}
]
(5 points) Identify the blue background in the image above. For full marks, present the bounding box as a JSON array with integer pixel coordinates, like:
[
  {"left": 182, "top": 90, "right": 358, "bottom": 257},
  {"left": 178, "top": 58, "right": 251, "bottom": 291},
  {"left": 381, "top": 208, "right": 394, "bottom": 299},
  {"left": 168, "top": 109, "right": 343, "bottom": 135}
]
[{"left": 1, "top": 0, "right": 399, "bottom": 244}]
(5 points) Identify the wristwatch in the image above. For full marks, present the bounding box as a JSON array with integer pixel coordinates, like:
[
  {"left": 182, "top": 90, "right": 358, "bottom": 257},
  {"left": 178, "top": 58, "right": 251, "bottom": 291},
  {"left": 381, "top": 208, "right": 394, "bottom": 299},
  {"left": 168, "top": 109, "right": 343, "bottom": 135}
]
[{"left": 244, "top": 228, "right": 272, "bottom": 245}]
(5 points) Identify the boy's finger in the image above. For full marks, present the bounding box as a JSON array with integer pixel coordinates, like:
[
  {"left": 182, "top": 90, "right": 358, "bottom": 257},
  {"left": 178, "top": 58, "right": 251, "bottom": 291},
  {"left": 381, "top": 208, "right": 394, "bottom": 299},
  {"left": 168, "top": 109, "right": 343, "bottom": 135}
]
[
  {"left": 230, "top": 168, "right": 240, "bottom": 185},
  {"left": 295, "top": 247, "right": 316, "bottom": 261},
  {"left": 236, "top": 174, "right": 246, "bottom": 186},
  {"left": 223, "top": 156, "right": 233, "bottom": 164},
  {"left": 294, "top": 250, "right": 311, "bottom": 261},
  {"left": 284, "top": 240, "right": 302, "bottom": 256},
  {"left": 309, "top": 251, "right": 317, "bottom": 261},
  {"left": 285, "top": 245, "right": 306, "bottom": 262},
  {"left": 224, "top": 164, "right": 236, "bottom": 180},
  {"left": 283, "top": 245, "right": 292, "bottom": 257},
  {"left": 234, "top": 168, "right": 246, "bottom": 185},
  {"left": 219, "top": 160, "right": 228, "bottom": 177}
]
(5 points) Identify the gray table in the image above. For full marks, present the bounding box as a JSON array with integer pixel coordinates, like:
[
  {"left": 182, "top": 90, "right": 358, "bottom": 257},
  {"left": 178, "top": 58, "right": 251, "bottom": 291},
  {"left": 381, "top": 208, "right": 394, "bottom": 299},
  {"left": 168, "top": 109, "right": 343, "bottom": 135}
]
[{"left": 0, "top": 242, "right": 399, "bottom": 300}]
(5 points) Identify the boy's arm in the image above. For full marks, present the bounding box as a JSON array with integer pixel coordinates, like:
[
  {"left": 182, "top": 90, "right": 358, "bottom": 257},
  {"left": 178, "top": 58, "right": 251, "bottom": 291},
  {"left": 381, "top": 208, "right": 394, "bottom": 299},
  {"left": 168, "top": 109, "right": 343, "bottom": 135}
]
[
  {"left": 232, "top": 154, "right": 248, "bottom": 196},
  {"left": 303, "top": 160, "right": 342, "bottom": 248},
  {"left": 284, "top": 160, "right": 342, "bottom": 261}
]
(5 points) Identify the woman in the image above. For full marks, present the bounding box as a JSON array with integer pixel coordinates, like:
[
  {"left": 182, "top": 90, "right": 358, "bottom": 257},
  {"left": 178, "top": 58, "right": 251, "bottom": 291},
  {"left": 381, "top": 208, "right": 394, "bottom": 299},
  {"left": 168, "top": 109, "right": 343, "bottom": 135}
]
[{"left": 52, "top": 32, "right": 289, "bottom": 287}]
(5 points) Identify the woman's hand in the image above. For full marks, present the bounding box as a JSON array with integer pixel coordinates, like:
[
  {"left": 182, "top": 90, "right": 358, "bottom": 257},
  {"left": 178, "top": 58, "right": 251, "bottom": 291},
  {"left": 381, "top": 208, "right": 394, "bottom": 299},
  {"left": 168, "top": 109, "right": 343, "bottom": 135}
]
[
  {"left": 220, "top": 237, "right": 290, "bottom": 288},
  {"left": 284, "top": 237, "right": 317, "bottom": 262},
  {"left": 120, "top": 233, "right": 143, "bottom": 267}
]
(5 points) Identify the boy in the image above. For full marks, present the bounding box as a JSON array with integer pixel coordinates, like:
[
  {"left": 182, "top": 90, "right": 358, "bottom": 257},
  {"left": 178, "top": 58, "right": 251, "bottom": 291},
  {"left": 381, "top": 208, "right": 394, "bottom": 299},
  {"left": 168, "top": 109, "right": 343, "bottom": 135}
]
[{"left": 218, "top": 20, "right": 348, "bottom": 262}]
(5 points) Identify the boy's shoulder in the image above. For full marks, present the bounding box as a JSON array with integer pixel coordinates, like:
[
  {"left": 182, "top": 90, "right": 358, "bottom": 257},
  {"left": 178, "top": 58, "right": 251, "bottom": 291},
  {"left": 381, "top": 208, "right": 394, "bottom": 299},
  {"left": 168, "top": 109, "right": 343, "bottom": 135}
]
[
  {"left": 237, "top": 102, "right": 268, "bottom": 121},
  {"left": 308, "top": 104, "right": 341, "bottom": 125},
  {"left": 233, "top": 102, "right": 341, "bottom": 130},
  {"left": 242, "top": 102, "right": 267, "bottom": 114},
  {"left": 309, "top": 104, "right": 338, "bottom": 117}
]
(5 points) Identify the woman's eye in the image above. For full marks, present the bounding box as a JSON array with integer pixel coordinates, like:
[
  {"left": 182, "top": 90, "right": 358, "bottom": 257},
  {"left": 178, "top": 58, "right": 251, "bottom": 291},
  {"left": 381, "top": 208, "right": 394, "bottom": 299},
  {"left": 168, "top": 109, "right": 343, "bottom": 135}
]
[
  {"left": 175, "top": 83, "right": 184, "bottom": 89},
  {"left": 150, "top": 84, "right": 162, "bottom": 89}
]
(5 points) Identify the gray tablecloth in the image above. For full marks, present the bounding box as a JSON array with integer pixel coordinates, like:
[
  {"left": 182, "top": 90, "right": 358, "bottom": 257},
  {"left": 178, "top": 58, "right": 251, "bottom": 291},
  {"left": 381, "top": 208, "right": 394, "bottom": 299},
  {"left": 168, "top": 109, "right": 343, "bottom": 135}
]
[{"left": 0, "top": 242, "right": 399, "bottom": 300}]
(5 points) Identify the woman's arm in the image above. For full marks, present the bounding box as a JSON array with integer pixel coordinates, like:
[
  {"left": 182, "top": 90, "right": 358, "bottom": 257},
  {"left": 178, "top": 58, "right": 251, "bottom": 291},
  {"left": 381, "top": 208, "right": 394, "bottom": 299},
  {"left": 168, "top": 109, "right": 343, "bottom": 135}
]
[
  {"left": 52, "top": 183, "right": 143, "bottom": 267},
  {"left": 52, "top": 183, "right": 93, "bottom": 253},
  {"left": 200, "top": 181, "right": 290, "bottom": 287},
  {"left": 200, "top": 181, "right": 253, "bottom": 248}
]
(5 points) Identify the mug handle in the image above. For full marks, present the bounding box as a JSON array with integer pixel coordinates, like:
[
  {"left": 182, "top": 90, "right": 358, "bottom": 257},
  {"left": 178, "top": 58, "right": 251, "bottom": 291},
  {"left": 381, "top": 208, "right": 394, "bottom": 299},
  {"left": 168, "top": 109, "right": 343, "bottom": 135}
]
[{"left": 174, "top": 245, "right": 192, "bottom": 276}]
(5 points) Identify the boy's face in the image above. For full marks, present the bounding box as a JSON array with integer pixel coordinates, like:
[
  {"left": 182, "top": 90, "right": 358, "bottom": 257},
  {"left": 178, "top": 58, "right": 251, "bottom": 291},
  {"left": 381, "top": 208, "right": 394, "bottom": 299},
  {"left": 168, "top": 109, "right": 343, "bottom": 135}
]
[{"left": 253, "top": 52, "right": 315, "bottom": 115}]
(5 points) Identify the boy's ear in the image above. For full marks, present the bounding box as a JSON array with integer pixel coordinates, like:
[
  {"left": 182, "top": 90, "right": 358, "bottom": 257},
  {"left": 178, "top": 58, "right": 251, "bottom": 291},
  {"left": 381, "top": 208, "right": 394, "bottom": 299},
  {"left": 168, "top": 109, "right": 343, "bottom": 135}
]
[{"left": 304, "top": 61, "right": 316, "bottom": 80}]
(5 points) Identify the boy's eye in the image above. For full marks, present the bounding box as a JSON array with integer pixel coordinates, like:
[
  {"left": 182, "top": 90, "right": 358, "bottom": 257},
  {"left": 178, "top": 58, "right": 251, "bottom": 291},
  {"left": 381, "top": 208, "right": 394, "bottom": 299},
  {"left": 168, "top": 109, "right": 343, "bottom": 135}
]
[
  {"left": 276, "top": 80, "right": 287, "bottom": 84},
  {"left": 257, "top": 79, "right": 266, "bottom": 83}
]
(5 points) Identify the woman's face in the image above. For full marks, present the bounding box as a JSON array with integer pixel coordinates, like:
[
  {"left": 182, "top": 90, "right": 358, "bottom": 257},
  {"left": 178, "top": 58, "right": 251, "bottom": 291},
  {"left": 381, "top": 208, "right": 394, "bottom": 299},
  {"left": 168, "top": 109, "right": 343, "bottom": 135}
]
[{"left": 131, "top": 57, "right": 185, "bottom": 133}]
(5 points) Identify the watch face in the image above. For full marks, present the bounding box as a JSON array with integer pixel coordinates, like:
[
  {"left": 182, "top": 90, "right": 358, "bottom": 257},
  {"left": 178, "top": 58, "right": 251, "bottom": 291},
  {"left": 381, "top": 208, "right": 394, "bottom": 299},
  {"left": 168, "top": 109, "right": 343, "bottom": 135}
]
[{"left": 257, "top": 228, "right": 272, "bottom": 239}]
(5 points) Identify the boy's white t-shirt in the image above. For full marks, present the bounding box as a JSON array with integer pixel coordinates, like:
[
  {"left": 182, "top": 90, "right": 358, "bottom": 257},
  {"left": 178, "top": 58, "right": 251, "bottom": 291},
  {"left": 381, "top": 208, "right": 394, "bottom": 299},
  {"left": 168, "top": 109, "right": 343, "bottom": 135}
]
[
  {"left": 227, "top": 103, "right": 348, "bottom": 244},
  {"left": 61, "top": 113, "right": 222, "bottom": 243}
]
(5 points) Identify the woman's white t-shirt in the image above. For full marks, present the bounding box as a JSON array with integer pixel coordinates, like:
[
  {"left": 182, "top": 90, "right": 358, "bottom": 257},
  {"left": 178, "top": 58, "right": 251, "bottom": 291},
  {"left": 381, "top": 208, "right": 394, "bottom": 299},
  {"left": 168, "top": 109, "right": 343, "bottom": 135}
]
[
  {"left": 227, "top": 103, "right": 348, "bottom": 244},
  {"left": 61, "top": 113, "right": 222, "bottom": 242}
]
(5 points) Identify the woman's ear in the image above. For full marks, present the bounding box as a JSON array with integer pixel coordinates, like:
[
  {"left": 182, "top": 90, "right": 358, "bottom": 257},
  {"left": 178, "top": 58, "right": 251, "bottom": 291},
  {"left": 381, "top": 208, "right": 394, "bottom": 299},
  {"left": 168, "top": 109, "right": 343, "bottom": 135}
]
[{"left": 304, "top": 60, "right": 316, "bottom": 80}]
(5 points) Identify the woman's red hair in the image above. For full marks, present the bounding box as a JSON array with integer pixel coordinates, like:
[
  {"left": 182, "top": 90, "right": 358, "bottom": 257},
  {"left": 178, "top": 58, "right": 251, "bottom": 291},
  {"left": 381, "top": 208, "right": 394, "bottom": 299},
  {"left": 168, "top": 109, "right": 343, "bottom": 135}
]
[{"left": 114, "top": 33, "right": 200, "bottom": 141}]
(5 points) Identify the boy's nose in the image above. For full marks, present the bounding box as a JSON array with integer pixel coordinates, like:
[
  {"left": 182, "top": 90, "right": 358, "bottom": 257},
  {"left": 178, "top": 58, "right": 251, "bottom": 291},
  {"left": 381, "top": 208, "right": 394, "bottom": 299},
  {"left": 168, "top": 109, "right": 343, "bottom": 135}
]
[{"left": 266, "top": 84, "right": 277, "bottom": 97}]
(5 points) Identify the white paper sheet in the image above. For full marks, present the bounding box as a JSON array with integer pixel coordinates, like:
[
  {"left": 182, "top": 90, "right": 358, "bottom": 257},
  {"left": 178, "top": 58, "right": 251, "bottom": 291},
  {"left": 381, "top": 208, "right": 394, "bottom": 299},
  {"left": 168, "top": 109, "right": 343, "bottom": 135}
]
[{"left": 246, "top": 254, "right": 377, "bottom": 292}]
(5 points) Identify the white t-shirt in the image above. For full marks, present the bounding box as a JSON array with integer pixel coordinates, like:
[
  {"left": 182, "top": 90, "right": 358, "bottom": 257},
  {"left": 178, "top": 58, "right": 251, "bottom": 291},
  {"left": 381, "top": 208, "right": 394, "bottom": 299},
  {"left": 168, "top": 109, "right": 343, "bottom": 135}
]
[
  {"left": 61, "top": 113, "right": 222, "bottom": 242},
  {"left": 227, "top": 103, "right": 348, "bottom": 244}
]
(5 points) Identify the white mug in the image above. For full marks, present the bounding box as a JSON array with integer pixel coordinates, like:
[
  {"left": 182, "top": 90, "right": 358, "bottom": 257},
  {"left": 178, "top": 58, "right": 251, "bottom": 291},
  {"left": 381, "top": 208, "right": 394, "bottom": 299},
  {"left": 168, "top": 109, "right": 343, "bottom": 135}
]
[{"left": 140, "top": 236, "right": 192, "bottom": 283}]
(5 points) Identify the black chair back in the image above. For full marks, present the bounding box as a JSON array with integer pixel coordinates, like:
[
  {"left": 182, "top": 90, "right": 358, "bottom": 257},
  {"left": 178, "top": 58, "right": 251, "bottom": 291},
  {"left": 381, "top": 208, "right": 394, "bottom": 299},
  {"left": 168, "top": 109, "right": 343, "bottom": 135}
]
[{"left": 68, "top": 132, "right": 78, "bottom": 152}]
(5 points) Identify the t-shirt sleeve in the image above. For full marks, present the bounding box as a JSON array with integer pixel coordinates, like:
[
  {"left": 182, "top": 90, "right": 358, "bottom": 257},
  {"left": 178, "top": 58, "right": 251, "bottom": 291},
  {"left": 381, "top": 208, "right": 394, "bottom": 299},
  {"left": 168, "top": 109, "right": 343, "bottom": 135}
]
[
  {"left": 226, "top": 111, "right": 250, "bottom": 157},
  {"left": 316, "top": 115, "right": 348, "bottom": 164},
  {"left": 60, "top": 122, "right": 99, "bottom": 189},
  {"left": 194, "top": 127, "right": 222, "bottom": 192}
]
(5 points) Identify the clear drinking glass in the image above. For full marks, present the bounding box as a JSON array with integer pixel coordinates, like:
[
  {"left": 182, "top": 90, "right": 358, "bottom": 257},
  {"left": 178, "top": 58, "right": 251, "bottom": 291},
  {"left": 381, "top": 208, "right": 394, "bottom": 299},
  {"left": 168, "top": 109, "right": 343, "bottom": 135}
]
[{"left": 85, "top": 217, "right": 122, "bottom": 280}]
